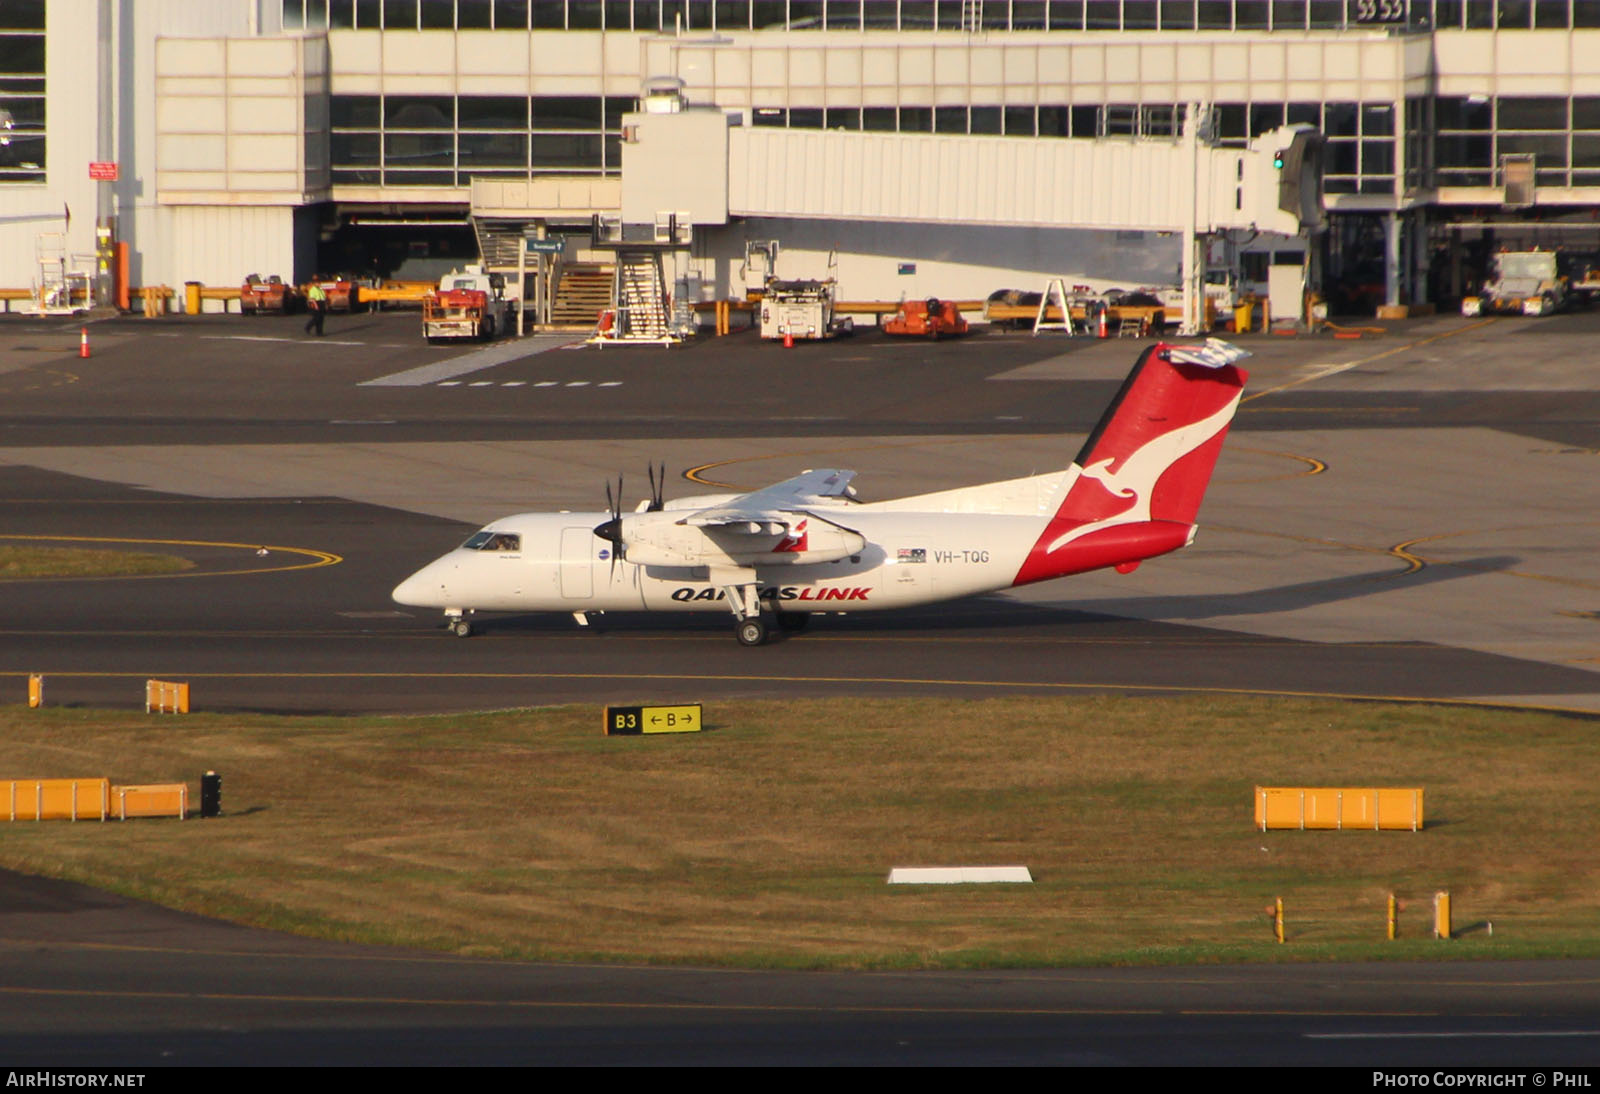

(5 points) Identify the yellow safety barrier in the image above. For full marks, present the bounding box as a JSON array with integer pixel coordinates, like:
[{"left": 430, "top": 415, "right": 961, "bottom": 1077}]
[
  {"left": 28, "top": 674, "right": 43, "bottom": 708},
  {"left": 6, "top": 778, "right": 109, "bottom": 822},
  {"left": 1434, "top": 890, "right": 1451, "bottom": 940},
  {"left": 139, "top": 286, "right": 171, "bottom": 318},
  {"left": 112, "top": 783, "right": 189, "bottom": 820},
  {"left": 1254, "top": 786, "right": 1423, "bottom": 831},
  {"left": 146, "top": 679, "right": 190, "bottom": 714}
]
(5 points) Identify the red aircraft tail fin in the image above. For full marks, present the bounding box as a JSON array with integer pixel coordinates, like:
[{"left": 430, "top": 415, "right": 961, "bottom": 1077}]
[{"left": 1012, "top": 340, "right": 1248, "bottom": 587}]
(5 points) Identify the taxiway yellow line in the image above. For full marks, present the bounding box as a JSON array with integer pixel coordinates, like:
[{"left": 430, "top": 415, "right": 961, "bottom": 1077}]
[{"left": 0, "top": 534, "right": 341, "bottom": 578}]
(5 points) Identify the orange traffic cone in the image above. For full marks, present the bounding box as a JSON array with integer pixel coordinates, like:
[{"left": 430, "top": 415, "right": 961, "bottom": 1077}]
[
  {"left": 79, "top": 327, "right": 90, "bottom": 358},
  {"left": 1096, "top": 307, "right": 1109, "bottom": 339},
  {"left": 783, "top": 331, "right": 794, "bottom": 348}
]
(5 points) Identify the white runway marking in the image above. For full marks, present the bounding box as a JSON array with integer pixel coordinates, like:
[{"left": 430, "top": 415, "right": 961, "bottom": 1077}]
[{"left": 360, "top": 334, "right": 579, "bottom": 387}]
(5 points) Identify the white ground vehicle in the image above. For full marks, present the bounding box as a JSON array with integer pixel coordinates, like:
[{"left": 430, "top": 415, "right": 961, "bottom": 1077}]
[
  {"left": 758, "top": 278, "right": 854, "bottom": 341},
  {"left": 1461, "top": 250, "right": 1571, "bottom": 318},
  {"left": 422, "top": 265, "right": 516, "bottom": 342}
]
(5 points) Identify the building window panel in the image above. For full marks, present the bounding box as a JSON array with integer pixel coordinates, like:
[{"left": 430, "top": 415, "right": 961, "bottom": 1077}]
[
  {"left": 1436, "top": 133, "right": 1493, "bottom": 167},
  {"left": 532, "top": 96, "right": 603, "bottom": 129},
  {"left": 899, "top": 106, "right": 933, "bottom": 131},
  {"left": 863, "top": 107, "right": 896, "bottom": 131},
  {"left": 385, "top": 96, "right": 454, "bottom": 128},
  {"left": 417, "top": 0, "right": 454, "bottom": 28},
  {"left": 1534, "top": 0, "right": 1569, "bottom": 27},
  {"left": 1004, "top": 105, "right": 1037, "bottom": 135},
  {"left": 1498, "top": 0, "right": 1532, "bottom": 27},
  {"left": 1361, "top": 102, "right": 1394, "bottom": 137},
  {"left": 569, "top": 1, "right": 605, "bottom": 28},
  {"left": 1576, "top": 0, "right": 1600, "bottom": 26},
  {"left": 791, "top": 1, "right": 825, "bottom": 29},
  {"left": 1360, "top": 139, "right": 1394, "bottom": 174},
  {"left": 788, "top": 107, "right": 824, "bottom": 128},
  {"left": 636, "top": 1, "right": 666, "bottom": 30},
  {"left": 459, "top": 131, "right": 528, "bottom": 166},
  {"left": 825, "top": 107, "right": 861, "bottom": 129},
  {"left": 1250, "top": 102, "right": 1285, "bottom": 136},
  {"left": 604, "top": 97, "right": 639, "bottom": 129},
  {"left": 1496, "top": 96, "right": 1567, "bottom": 130},
  {"left": 1436, "top": 96, "right": 1492, "bottom": 130},
  {"left": 1049, "top": 1, "right": 1085, "bottom": 29},
  {"left": 825, "top": 0, "right": 862, "bottom": 29},
  {"left": 899, "top": 1, "right": 936, "bottom": 29},
  {"left": 459, "top": 96, "right": 528, "bottom": 128},
  {"left": 935, "top": 105, "right": 967, "bottom": 133},
  {"left": 752, "top": 107, "right": 786, "bottom": 126},
  {"left": 456, "top": 1, "right": 493, "bottom": 28},
  {"left": 383, "top": 0, "right": 418, "bottom": 29},
  {"left": 970, "top": 105, "right": 1002, "bottom": 134},
  {"left": 531, "top": 133, "right": 604, "bottom": 169},
  {"left": 1236, "top": 1, "right": 1271, "bottom": 29},
  {"left": 384, "top": 169, "right": 455, "bottom": 185},
  {"left": 1124, "top": 1, "right": 1160, "bottom": 29},
  {"left": 355, "top": 0, "right": 381, "bottom": 28},
  {"left": 1013, "top": 2, "right": 1048, "bottom": 30},
  {"left": 531, "top": 1, "right": 566, "bottom": 28},
  {"left": 1085, "top": 0, "right": 1122, "bottom": 29},
  {"left": 1287, "top": 101, "right": 1321, "bottom": 127},
  {"left": 1325, "top": 140, "right": 1359, "bottom": 174},
  {"left": 385, "top": 132, "right": 455, "bottom": 166},
  {"left": 1307, "top": 0, "right": 1344, "bottom": 27},
  {"left": 332, "top": 94, "right": 382, "bottom": 128},
  {"left": 1498, "top": 132, "right": 1568, "bottom": 166},
  {"left": 1324, "top": 101, "right": 1358, "bottom": 137},
  {"left": 1160, "top": 0, "right": 1197, "bottom": 28},
  {"left": 1572, "top": 97, "right": 1600, "bottom": 130},
  {"left": 715, "top": 1, "right": 751, "bottom": 29},
  {"left": 332, "top": 132, "right": 381, "bottom": 165},
  {"left": 0, "top": 1, "right": 45, "bottom": 30},
  {"left": 0, "top": 33, "right": 45, "bottom": 72},
  {"left": 1571, "top": 135, "right": 1600, "bottom": 167},
  {"left": 1464, "top": 0, "right": 1494, "bottom": 27},
  {"left": 1038, "top": 105, "right": 1069, "bottom": 136},
  {"left": 1270, "top": 0, "right": 1305, "bottom": 28}
]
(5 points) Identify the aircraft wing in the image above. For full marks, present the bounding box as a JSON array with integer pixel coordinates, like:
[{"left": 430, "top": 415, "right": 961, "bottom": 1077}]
[{"left": 678, "top": 469, "right": 857, "bottom": 530}]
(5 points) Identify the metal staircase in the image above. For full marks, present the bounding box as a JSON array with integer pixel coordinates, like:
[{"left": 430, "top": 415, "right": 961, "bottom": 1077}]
[{"left": 614, "top": 253, "right": 670, "bottom": 340}]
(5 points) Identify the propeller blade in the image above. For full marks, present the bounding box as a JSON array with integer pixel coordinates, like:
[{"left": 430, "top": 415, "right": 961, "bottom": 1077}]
[{"left": 648, "top": 462, "right": 665, "bottom": 512}]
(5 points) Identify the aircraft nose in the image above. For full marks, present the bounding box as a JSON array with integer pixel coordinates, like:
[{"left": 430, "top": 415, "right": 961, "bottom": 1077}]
[{"left": 392, "top": 560, "right": 446, "bottom": 606}]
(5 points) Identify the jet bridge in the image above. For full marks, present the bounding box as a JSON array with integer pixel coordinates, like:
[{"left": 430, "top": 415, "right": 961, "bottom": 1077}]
[{"left": 621, "top": 105, "right": 1322, "bottom": 332}]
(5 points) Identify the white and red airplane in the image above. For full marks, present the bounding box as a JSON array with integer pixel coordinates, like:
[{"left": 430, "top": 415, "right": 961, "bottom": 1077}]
[{"left": 392, "top": 339, "right": 1249, "bottom": 645}]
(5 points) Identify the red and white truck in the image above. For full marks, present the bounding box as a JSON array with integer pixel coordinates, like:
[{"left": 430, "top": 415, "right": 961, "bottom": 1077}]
[{"left": 422, "top": 266, "right": 516, "bottom": 342}]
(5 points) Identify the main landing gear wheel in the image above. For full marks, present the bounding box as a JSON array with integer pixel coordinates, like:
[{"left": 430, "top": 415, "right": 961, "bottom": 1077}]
[
  {"left": 449, "top": 619, "right": 475, "bottom": 638},
  {"left": 735, "top": 618, "right": 768, "bottom": 647},
  {"left": 775, "top": 611, "right": 810, "bottom": 633}
]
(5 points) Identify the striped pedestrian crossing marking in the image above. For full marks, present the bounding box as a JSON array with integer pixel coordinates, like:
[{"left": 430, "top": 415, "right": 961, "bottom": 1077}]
[{"left": 434, "top": 379, "right": 625, "bottom": 388}]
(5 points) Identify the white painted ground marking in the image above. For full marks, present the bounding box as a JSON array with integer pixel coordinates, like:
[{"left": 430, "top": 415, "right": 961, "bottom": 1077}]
[
  {"left": 201, "top": 335, "right": 366, "bottom": 347},
  {"left": 359, "top": 334, "right": 579, "bottom": 387}
]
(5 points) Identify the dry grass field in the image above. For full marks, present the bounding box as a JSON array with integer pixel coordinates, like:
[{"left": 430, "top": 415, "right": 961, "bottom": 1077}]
[{"left": 1, "top": 695, "right": 1596, "bottom": 968}]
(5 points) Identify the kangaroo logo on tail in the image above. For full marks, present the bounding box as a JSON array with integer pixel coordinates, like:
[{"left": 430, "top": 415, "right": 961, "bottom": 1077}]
[{"left": 1012, "top": 340, "right": 1249, "bottom": 587}]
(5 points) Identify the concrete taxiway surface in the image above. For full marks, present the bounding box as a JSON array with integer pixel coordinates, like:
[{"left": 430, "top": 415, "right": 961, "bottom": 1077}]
[
  {"left": 1, "top": 309, "right": 1595, "bottom": 713},
  {"left": 1, "top": 309, "right": 1598, "bottom": 1067}
]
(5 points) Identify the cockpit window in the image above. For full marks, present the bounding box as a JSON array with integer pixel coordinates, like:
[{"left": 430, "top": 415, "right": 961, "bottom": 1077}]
[{"left": 463, "top": 531, "right": 520, "bottom": 551}]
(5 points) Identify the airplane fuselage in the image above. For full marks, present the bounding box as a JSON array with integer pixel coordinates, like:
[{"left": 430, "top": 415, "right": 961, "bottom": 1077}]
[{"left": 392, "top": 507, "right": 1053, "bottom": 617}]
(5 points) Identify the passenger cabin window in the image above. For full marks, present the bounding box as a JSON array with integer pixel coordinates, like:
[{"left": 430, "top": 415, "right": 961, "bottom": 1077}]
[{"left": 463, "top": 531, "right": 521, "bottom": 551}]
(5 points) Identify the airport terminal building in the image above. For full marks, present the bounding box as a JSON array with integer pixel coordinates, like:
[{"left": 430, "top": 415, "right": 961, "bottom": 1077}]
[{"left": 5, "top": 1, "right": 1600, "bottom": 315}]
